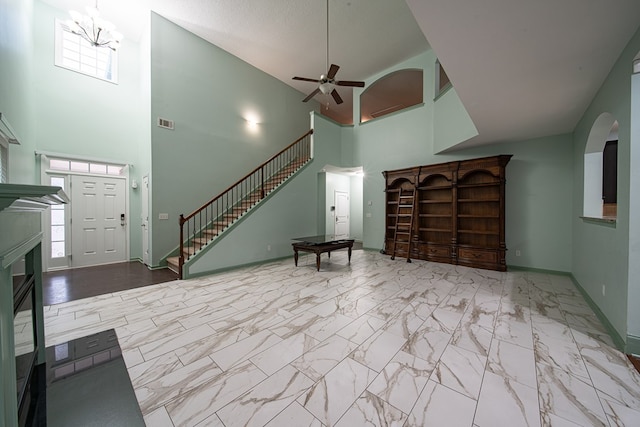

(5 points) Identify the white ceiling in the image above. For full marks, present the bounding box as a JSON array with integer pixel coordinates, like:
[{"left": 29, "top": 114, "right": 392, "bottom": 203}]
[
  {"left": 43, "top": 0, "right": 640, "bottom": 148},
  {"left": 406, "top": 0, "right": 640, "bottom": 148}
]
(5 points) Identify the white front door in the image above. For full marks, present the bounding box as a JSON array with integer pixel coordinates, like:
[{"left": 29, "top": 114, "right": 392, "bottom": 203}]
[
  {"left": 141, "top": 175, "right": 150, "bottom": 266},
  {"left": 71, "top": 175, "right": 127, "bottom": 267},
  {"left": 334, "top": 190, "right": 350, "bottom": 239}
]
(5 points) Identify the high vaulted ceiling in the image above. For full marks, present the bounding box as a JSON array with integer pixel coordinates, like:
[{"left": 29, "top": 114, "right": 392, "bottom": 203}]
[{"left": 44, "top": 0, "right": 640, "bottom": 148}]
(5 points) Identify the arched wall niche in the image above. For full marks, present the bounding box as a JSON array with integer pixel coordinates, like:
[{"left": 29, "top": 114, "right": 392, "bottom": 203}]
[
  {"left": 585, "top": 113, "right": 617, "bottom": 153},
  {"left": 360, "top": 69, "right": 423, "bottom": 123},
  {"left": 584, "top": 112, "right": 618, "bottom": 218}
]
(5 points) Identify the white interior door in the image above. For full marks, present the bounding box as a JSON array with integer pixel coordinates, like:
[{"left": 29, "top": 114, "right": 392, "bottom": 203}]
[
  {"left": 71, "top": 175, "right": 127, "bottom": 267},
  {"left": 141, "top": 175, "right": 150, "bottom": 265},
  {"left": 334, "top": 190, "right": 350, "bottom": 238}
]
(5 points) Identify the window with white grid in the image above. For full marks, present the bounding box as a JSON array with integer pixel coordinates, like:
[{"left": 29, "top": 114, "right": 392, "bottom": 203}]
[
  {"left": 54, "top": 19, "right": 118, "bottom": 83},
  {"left": 49, "top": 175, "right": 67, "bottom": 259},
  {"left": 47, "top": 157, "right": 124, "bottom": 176}
]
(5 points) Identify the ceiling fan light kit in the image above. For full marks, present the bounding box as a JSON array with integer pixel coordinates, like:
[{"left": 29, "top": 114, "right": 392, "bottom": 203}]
[
  {"left": 319, "top": 81, "right": 331, "bottom": 95},
  {"left": 292, "top": 0, "right": 365, "bottom": 105}
]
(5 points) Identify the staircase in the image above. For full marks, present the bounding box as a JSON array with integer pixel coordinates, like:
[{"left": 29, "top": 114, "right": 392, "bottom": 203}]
[{"left": 167, "top": 130, "right": 313, "bottom": 278}]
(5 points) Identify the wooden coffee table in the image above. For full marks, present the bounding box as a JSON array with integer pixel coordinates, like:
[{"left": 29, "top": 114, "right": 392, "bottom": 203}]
[{"left": 292, "top": 235, "right": 355, "bottom": 271}]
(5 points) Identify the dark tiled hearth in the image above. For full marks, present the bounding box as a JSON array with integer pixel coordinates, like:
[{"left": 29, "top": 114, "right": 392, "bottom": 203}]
[{"left": 31, "top": 329, "right": 145, "bottom": 426}]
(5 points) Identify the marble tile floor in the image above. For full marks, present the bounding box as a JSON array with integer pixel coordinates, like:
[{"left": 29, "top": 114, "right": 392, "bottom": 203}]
[{"left": 43, "top": 250, "right": 640, "bottom": 426}]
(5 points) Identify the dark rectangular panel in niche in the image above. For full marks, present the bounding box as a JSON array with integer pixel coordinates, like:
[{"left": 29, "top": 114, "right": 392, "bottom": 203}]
[{"left": 602, "top": 140, "right": 617, "bottom": 204}]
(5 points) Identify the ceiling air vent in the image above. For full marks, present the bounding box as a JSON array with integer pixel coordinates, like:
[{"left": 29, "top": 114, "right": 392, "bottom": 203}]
[{"left": 157, "top": 117, "right": 174, "bottom": 130}]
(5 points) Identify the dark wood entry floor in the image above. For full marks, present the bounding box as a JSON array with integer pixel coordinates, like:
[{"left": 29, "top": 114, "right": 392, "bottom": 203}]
[
  {"left": 42, "top": 262, "right": 177, "bottom": 305},
  {"left": 629, "top": 354, "right": 640, "bottom": 375}
]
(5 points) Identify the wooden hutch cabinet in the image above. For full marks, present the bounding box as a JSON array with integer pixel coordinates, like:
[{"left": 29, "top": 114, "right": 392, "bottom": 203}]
[{"left": 383, "top": 155, "right": 511, "bottom": 271}]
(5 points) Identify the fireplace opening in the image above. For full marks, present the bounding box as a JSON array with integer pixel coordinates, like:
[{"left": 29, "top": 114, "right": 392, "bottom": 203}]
[{"left": 14, "top": 272, "right": 41, "bottom": 426}]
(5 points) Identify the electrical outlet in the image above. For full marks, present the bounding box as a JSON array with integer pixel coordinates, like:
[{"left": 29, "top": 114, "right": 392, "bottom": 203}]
[
  {"left": 515, "top": 250, "right": 521, "bottom": 256},
  {"left": 267, "top": 245, "right": 271, "bottom": 251},
  {"left": 602, "top": 284, "right": 606, "bottom": 296}
]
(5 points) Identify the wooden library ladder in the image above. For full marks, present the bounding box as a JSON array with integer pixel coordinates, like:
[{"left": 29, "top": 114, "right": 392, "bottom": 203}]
[{"left": 390, "top": 186, "right": 417, "bottom": 262}]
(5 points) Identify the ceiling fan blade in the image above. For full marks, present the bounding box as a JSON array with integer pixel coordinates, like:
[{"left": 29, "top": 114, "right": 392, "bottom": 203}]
[
  {"left": 327, "top": 64, "right": 340, "bottom": 79},
  {"left": 302, "top": 88, "right": 321, "bottom": 102},
  {"left": 293, "top": 76, "right": 321, "bottom": 83},
  {"left": 331, "top": 89, "right": 343, "bottom": 104},
  {"left": 335, "top": 80, "right": 365, "bottom": 87}
]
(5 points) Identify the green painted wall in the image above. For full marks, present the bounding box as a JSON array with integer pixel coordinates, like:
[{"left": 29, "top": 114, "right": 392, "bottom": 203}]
[
  {"left": 350, "top": 174, "right": 364, "bottom": 241},
  {"left": 571, "top": 25, "right": 640, "bottom": 343},
  {"left": 317, "top": 172, "right": 326, "bottom": 236},
  {"left": 0, "top": 0, "right": 34, "bottom": 184},
  {"left": 149, "top": 13, "right": 319, "bottom": 266},
  {"left": 32, "top": 3, "right": 146, "bottom": 164},
  {"left": 453, "top": 135, "right": 573, "bottom": 271},
  {"left": 433, "top": 86, "right": 479, "bottom": 154},
  {"left": 137, "top": 16, "right": 152, "bottom": 263},
  {"left": 1, "top": 3, "right": 36, "bottom": 420}
]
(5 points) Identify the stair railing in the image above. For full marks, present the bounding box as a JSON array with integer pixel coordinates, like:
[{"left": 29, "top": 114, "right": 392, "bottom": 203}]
[{"left": 178, "top": 129, "right": 313, "bottom": 277}]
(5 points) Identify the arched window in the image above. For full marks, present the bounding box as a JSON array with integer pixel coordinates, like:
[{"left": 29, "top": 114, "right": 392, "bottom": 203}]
[
  {"left": 584, "top": 113, "right": 618, "bottom": 219},
  {"left": 360, "top": 69, "right": 423, "bottom": 123}
]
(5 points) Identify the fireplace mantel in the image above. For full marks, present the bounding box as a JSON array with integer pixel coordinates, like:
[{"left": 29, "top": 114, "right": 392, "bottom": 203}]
[
  {"left": 0, "top": 184, "right": 67, "bottom": 426},
  {"left": 0, "top": 183, "right": 68, "bottom": 213}
]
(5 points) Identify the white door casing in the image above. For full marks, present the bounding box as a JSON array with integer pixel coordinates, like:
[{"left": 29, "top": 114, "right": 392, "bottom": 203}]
[
  {"left": 334, "top": 190, "right": 350, "bottom": 239},
  {"left": 71, "top": 175, "right": 127, "bottom": 267},
  {"left": 142, "top": 175, "right": 150, "bottom": 266}
]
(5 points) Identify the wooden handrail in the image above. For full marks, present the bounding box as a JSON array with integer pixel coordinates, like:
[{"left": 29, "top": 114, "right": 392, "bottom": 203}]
[
  {"left": 181, "top": 129, "right": 313, "bottom": 223},
  {"left": 177, "top": 129, "right": 313, "bottom": 278}
]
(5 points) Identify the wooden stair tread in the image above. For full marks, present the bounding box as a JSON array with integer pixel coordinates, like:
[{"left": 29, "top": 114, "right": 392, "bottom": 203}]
[{"left": 167, "top": 257, "right": 179, "bottom": 273}]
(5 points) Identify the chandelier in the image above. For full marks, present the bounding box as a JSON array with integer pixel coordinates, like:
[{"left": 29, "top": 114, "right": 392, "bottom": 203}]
[{"left": 66, "top": 1, "right": 123, "bottom": 51}]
